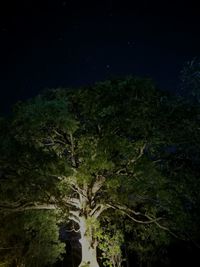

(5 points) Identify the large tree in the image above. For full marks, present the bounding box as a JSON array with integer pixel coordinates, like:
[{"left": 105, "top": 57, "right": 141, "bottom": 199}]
[{"left": 0, "top": 77, "right": 199, "bottom": 267}]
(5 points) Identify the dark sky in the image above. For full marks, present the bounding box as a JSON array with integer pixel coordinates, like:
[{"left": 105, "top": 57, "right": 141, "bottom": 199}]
[{"left": 0, "top": 0, "right": 200, "bottom": 113}]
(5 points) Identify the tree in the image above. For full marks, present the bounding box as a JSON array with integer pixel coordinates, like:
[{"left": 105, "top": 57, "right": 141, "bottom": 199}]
[
  {"left": 179, "top": 57, "right": 200, "bottom": 103},
  {"left": 0, "top": 77, "right": 198, "bottom": 267},
  {"left": 0, "top": 210, "right": 65, "bottom": 267}
]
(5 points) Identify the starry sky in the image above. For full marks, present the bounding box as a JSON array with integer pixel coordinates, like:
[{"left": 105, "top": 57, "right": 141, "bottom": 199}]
[{"left": 0, "top": 0, "right": 200, "bottom": 113}]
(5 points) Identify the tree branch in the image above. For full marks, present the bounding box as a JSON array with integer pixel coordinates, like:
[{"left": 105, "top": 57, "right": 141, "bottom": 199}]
[
  {"left": 130, "top": 143, "right": 146, "bottom": 164},
  {"left": 65, "top": 227, "right": 80, "bottom": 233},
  {"left": 0, "top": 201, "right": 57, "bottom": 213},
  {"left": 69, "top": 210, "right": 80, "bottom": 224},
  {"left": 91, "top": 175, "right": 106, "bottom": 196},
  {"left": 69, "top": 133, "right": 76, "bottom": 167},
  {"left": 90, "top": 204, "right": 109, "bottom": 218},
  {"left": 107, "top": 203, "right": 179, "bottom": 238},
  {"left": 63, "top": 196, "right": 81, "bottom": 208}
]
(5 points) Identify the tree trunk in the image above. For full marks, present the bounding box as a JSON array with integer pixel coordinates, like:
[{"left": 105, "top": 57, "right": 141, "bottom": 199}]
[{"left": 78, "top": 216, "right": 99, "bottom": 267}]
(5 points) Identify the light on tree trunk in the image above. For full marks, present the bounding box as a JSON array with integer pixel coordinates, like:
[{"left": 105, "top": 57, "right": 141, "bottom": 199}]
[{"left": 78, "top": 216, "right": 99, "bottom": 267}]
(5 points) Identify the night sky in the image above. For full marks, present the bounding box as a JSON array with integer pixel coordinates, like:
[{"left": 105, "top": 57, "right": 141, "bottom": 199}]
[{"left": 0, "top": 0, "right": 200, "bottom": 113}]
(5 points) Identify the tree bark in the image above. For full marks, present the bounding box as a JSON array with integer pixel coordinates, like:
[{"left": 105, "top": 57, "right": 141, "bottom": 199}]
[{"left": 78, "top": 216, "right": 99, "bottom": 267}]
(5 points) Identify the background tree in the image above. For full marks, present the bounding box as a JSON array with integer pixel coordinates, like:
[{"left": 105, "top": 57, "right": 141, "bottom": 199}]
[
  {"left": 179, "top": 57, "right": 200, "bottom": 103},
  {"left": 0, "top": 210, "right": 65, "bottom": 267}
]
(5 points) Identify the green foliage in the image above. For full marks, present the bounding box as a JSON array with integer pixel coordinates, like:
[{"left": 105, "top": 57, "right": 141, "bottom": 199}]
[
  {"left": 126, "top": 223, "right": 170, "bottom": 265},
  {"left": 0, "top": 211, "right": 65, "bottom": 267},
  {"left": 99, "top": 229, "right": 124, "bottom": 267}
]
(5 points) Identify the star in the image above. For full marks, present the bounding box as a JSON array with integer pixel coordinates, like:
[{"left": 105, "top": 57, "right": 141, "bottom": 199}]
[
  {"left": 127, "top": 41, "right": 135, "bottom": 46},
  {"left": 62, "top": 1, "right": 67, "bottom": 7},
  {"left": 106, "top": 64, "right": 110, "bottom": 69}
]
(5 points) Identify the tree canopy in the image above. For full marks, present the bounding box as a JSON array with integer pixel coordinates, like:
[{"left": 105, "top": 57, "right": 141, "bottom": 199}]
[{"left": 0, "top": 77, "right": 200, "bottom": 267}]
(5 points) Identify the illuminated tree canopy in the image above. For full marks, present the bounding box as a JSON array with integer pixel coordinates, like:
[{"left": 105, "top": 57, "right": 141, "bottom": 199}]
[{"left": 0, "top": 77, "right": 200, "bottom": 267}]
